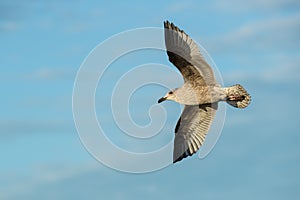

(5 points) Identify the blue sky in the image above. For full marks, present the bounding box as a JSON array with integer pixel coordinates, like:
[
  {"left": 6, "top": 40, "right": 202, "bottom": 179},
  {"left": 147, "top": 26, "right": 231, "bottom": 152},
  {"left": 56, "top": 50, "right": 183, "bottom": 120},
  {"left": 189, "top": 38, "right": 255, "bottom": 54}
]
[{"left": 1, "top": 0, "right": 300, "bottom": 199}]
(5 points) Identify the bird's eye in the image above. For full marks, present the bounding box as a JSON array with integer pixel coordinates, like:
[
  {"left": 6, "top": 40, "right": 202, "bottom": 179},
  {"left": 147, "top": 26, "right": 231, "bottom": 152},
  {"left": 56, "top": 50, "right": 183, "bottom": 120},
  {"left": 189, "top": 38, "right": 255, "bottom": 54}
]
[{"left": 169, "top": 91, "right": 173, "bottom": 94}]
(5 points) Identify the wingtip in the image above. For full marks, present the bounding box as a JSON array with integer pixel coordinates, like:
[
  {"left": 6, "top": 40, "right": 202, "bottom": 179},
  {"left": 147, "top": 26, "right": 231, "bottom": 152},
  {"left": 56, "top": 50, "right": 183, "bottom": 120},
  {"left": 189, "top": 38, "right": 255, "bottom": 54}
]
[
  {"left": 173, "top": 149, "right": 190, "bottom": 164},
  {"left": 163, "top": 20, "right": 177, "bottom": 30},
  {"left": 164, "top": 20, "right": 170, "bottom": 28},
  {"left": 173, "top": 156, "right": 183, "bottom": 164},
  {"left": 173, "top": 153, "right": 188, "bottom": 164},
  {"left": 163, "top": 20, "right": 183, "bottom": 34}
]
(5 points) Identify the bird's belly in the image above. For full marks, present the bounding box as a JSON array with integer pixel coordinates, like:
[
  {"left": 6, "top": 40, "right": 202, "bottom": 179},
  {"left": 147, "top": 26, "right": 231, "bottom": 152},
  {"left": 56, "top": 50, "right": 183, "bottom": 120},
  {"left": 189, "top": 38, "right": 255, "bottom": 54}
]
[{"left": 178, "top": 86, "right": 226, "bottom": 105}]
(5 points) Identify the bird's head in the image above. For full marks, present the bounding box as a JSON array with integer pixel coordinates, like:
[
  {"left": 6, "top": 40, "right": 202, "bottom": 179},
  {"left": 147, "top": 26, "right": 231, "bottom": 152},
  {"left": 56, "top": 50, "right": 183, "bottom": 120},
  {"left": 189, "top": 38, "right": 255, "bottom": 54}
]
[{"left": 158, "top": 89, "right": 177, "bottom": 103}]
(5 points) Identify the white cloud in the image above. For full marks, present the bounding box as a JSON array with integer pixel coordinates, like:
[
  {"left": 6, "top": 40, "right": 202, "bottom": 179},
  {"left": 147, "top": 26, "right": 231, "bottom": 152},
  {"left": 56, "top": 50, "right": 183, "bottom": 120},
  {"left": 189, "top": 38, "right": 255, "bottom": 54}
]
[
  {"left": 262, "top": 62, "right": 300, "bottom": 83},
  {"left": 0, "top": 162, "right": 99, "bottom": 200},
  {"left": 0, "top": 21, "right": 20, "bottom": 32},
  {"left": 222, "top": 54, "right": 300, "bottom": 84},
  {"left": 211, "top": 0, "right": 300, "bottom": 13},
  {"left": 166, "top": 1, "right": 193, "bottom": 13},
  {"left": 24, "top": 67, "right": 76, "bottom": 81},
  {"left": 0, "top": 119, "right": 73, "bottom": 137},
  {"left": 208, "top": 13, "right": 300, "bottom": 54}
]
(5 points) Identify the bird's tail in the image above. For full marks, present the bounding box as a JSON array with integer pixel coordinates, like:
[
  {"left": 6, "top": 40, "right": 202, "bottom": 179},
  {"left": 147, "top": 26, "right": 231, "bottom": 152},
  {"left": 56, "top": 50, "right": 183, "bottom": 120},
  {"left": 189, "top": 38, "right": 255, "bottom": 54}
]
[{"left": 225, "top": 84, "right": 251, "bottom": 109}]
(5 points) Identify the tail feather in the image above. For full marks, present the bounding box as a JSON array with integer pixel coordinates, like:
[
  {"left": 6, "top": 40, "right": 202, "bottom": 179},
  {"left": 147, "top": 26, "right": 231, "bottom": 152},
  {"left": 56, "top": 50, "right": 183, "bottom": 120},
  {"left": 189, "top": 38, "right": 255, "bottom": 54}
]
[{"left": 225, "top": 84, "right": 251, "bottom": 109}]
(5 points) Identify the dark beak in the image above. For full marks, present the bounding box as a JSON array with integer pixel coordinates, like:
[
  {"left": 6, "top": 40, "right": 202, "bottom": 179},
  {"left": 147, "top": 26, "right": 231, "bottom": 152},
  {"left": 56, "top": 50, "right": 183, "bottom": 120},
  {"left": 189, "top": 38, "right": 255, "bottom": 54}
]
[{"left": 158, "top": 97, "right": 167, "bottom": 104}]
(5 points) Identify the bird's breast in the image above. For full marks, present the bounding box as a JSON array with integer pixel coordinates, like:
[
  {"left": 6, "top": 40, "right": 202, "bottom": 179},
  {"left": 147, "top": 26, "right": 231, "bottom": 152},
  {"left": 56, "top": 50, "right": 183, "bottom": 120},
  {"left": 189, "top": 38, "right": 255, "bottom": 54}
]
[{"left": 176, "top": 85, "right": 226, "bottom": 105}]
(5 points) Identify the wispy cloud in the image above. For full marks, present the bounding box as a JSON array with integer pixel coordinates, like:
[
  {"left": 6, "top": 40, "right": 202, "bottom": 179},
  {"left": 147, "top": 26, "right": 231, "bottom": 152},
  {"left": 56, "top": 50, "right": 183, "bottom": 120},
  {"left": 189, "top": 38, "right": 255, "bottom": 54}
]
[
  {"left": 211, "top": 0, "right": 300, "bottom": 13},
  {"left": 0, "top": 2, "right": 28, "bottom": 32},
  {"left": 165, "top": 1, "right": 193, "bottom": 13},
  {"left": 0, "top": 21, "right": 20, "bottom": 32},
  {"left": 262, "top": 61, "right": 300, "bottom": 83},
  {"left": 0, "top": 120, "right": 73, "bottom": 138},
  {"left": 0, "top": 162, "right": 99, "bottom": 200},
  {"left": 208, "top": 13, "right": 300, "bottom": 54},
  {"left": 223, "top": 55, "right": 300, "bottom": 84},
  {"left": 24, "top": 67, "right": 76, "bottom": 81}
]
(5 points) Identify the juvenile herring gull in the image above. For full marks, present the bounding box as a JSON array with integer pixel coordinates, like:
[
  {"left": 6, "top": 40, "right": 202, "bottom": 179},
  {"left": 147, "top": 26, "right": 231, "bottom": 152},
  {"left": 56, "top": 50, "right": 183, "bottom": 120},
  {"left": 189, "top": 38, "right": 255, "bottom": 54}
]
[{"left": 158, "top": 21, "right": 251, "bottom": 163}]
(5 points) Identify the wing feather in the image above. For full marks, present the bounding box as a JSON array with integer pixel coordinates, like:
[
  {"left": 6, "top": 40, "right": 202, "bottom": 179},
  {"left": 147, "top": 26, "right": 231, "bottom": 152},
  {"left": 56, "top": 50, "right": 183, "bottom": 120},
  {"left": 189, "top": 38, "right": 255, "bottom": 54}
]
[
  {"left": 173, "top": 103, "right": 218, "bottom": 163},
  {"left": 164, "top": 21, "right": 216, "bottom": 86}
]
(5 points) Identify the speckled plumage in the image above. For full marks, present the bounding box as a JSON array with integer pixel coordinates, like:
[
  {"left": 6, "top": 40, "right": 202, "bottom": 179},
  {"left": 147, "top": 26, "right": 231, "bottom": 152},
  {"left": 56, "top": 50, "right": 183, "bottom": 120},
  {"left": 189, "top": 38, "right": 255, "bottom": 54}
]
[{"left": 159, "top": 21, "right": 251, "bottom": 163}]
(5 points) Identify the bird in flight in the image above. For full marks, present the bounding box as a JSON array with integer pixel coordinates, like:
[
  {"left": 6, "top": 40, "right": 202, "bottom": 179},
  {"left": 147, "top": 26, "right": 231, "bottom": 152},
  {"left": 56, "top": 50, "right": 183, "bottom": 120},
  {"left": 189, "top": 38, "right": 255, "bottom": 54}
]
[{"left": 158, "top": 21, "right": 251, "bottom": 163}]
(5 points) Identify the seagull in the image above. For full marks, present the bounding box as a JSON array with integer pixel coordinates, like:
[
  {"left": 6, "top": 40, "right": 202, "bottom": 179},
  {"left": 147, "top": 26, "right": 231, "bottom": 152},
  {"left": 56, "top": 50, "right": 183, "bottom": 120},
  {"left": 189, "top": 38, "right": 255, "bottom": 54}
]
[{"left": 158, "top": 21, "right": 251, "bottom": 163}]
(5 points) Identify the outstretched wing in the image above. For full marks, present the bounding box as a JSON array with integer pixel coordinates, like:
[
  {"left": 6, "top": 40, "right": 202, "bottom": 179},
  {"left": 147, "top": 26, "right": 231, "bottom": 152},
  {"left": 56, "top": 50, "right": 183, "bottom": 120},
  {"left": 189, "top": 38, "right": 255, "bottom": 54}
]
[
  {"left": 173, "top": 103, "right": 218, "bottom": 163},
  {"left": 164, "top": 20, "right": 216, "bottom": 86}
]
